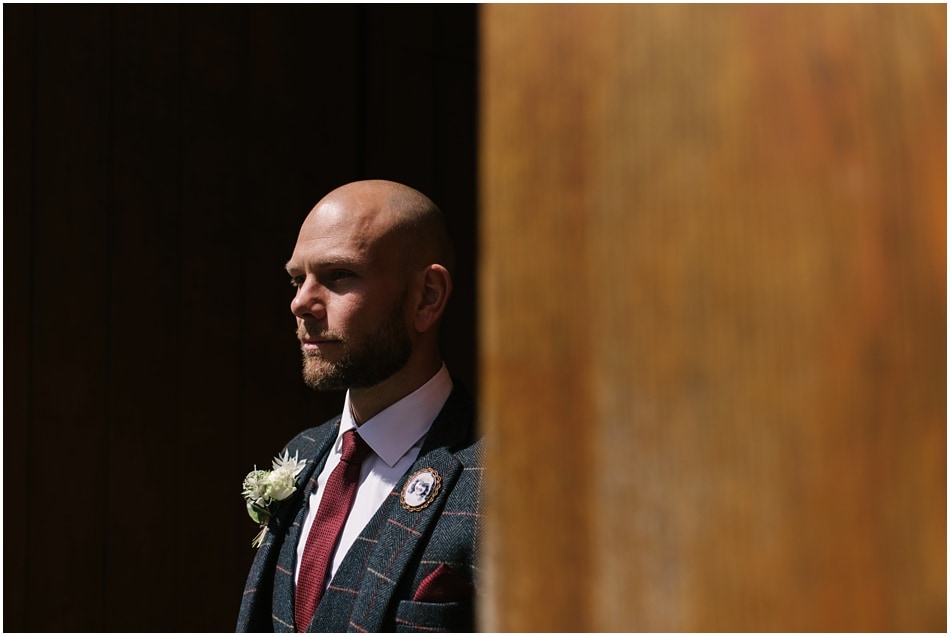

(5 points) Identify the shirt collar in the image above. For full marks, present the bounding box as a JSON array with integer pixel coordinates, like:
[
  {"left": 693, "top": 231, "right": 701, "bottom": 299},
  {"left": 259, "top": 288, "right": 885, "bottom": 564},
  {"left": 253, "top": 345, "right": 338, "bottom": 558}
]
[{"left": 338, "top": 364, "right": 453, "bottom": 467}]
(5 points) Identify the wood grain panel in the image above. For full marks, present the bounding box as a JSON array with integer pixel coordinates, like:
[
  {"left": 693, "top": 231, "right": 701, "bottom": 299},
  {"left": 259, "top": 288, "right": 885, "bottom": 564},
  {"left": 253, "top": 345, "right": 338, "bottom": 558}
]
[
  {"left": 481, "top": 6, "right": 605, "bottom": 630},
  {"left": 104, "top": 5, "right": 184, "bottom": 630},
  {"left": 363, "top": 5, "right": 437, "bottom": 186},
  {"left": 27, "top": 5, "right": 112, "bottom": 630},
  {"left": 481, "top": 4, "right": 945, "bottom": 631},
  {"left": 3, "top": 5, "right": 35, "bottom": 629},
  {"left": 429, "top": 6, "right": 480, "bottom": 398}
]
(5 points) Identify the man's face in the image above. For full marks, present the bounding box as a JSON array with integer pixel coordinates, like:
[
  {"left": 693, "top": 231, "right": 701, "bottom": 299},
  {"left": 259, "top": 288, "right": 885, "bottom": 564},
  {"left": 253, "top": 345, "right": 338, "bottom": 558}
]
[{"left": 286, "top": 197, "right": 414, "bottom": 391}]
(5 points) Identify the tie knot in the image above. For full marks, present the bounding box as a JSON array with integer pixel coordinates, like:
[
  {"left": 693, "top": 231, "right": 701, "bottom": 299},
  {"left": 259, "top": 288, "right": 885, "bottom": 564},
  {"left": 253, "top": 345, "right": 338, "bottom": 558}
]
[{"left": 340, "top": 429, "right": 371, "bottom": 465}]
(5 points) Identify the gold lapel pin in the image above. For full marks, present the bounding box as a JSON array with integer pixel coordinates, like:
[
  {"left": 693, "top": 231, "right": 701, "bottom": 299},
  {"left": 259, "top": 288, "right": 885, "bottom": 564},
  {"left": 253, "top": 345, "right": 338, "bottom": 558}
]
[{"left": 400, "top": 468, "right": 442, "bottom": 512}]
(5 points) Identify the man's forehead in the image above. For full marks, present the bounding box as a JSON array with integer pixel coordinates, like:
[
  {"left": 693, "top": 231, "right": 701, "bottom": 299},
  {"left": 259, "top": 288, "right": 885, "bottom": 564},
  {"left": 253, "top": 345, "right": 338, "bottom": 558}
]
[
  {"left": 285, "top": 249, "right": 364, "bottom": 271},
  {"left": 286, "top": 234, "right": 371, "bottom": 268},
  {"left": 287, "top": 221, "right": 394, "bottom": 271}
]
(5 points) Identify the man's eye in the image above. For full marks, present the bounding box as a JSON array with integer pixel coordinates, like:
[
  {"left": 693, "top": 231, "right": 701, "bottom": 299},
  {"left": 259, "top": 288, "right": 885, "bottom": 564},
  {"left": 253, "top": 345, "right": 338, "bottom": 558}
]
[
  {"left": 290, "top": 276, "right": 305, "bottom": 288},
  {"left": 330, "top": 270, "right": 353, "bottom": 282}
]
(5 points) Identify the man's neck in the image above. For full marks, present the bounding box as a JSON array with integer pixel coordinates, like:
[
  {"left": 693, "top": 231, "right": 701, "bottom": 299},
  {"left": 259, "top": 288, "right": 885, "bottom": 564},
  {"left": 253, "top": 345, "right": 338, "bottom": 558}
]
[{"left": 349, "top": 357, "right": 444, "bottom": 425}]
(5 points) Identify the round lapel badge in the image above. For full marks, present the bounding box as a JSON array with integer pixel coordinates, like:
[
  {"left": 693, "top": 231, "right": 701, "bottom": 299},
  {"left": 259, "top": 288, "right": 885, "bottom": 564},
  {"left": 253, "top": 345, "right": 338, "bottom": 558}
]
[{"left": 401, "top": 468, "right": 442, "bottom": 512}]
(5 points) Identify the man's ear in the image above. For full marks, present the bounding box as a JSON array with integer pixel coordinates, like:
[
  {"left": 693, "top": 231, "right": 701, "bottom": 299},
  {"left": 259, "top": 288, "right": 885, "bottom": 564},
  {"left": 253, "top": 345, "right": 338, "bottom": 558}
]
[{"left": 413, "top": 264, "right": 452, "bottom": 333}]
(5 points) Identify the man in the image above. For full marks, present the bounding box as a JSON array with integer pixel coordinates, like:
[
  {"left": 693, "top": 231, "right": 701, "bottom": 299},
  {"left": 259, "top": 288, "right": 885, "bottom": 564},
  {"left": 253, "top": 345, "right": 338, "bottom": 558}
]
[{"left": 237, "top": 180, "right": 482, "bottom": 633}]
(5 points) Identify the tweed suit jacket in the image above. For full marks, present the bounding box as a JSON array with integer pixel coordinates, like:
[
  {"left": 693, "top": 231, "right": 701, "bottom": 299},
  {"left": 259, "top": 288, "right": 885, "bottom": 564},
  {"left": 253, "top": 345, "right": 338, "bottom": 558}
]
[{"left": 237, "top": 385, "right": 483, "bottom": 633}]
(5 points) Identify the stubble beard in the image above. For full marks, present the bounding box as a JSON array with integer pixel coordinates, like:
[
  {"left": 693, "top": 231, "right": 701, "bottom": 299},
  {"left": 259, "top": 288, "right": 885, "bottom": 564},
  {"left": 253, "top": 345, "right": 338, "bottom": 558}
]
[{"left": 300, "top": 298, "right": 412, "bottom": 392}]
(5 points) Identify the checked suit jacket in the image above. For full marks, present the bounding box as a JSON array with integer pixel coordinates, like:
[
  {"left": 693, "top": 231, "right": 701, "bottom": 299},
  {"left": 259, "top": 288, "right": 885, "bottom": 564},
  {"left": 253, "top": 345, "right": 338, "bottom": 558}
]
[{"left": 237, "top": 386, "right": 483, "bottom": 633}]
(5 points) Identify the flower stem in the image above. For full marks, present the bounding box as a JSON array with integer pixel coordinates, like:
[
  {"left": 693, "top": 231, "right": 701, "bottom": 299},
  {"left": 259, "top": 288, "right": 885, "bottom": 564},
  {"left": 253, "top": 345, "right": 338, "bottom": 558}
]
[{"left": 251, "top": 525, "right": 268, "bottom": 548}]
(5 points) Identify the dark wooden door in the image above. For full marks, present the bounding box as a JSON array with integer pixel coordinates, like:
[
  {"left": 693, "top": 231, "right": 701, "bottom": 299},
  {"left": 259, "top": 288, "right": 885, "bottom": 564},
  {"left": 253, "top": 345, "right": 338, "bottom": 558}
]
[{"left": 4, "top": 5, "right": 477, "bottom": 631}]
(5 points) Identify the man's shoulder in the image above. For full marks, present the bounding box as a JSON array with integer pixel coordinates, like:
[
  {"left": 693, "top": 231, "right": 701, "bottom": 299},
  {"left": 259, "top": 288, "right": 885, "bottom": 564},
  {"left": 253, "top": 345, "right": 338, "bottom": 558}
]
[
  {"left": 282, "top": 415, "right": 341, "bottom": 459},
  {"left": 422, "top": 381, "right": 483, "bottom": 461},
  {"left": 452, "top": 433, "right": 484, "bottom": 468}
]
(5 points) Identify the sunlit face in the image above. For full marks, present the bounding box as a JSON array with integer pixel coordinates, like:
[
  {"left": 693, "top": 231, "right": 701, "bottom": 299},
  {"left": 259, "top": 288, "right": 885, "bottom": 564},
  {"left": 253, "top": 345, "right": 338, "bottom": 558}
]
[{"left": 286, "top": 197, "right": 414, "bottom": 391}]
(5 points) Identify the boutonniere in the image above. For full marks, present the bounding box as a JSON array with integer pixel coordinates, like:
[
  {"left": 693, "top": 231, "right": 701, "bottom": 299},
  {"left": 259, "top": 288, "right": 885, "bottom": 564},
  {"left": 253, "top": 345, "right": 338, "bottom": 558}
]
[{"left": 242, "top": 450, "right": 307, "bottom": 548}]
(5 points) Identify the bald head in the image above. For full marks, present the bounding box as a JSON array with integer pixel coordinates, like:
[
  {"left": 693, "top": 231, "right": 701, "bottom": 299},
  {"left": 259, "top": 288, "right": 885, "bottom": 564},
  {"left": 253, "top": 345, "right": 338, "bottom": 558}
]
[
  {"left": 308, "top": 180, "right": 455, "bottom": 275},
  {"left": 287, "top": 180, "right": 455, "bottom": 407}
]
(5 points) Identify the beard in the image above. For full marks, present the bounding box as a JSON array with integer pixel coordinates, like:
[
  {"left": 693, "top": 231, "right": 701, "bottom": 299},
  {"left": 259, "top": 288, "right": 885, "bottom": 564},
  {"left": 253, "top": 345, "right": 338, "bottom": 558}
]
[{"left": 299, "top": 297, "right": 412, "bottom": 392}]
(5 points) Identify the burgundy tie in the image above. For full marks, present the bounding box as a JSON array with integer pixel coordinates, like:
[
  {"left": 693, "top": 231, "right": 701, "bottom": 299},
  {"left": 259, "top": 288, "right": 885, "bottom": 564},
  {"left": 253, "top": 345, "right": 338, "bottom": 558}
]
[{"left": 295, "top": 429, "right": 371, "bottom": 632}]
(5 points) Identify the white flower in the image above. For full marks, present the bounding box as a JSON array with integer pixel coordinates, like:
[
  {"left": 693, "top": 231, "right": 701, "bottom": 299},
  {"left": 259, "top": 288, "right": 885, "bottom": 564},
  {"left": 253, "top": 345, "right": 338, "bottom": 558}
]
[
  {"left": 242, "top": 469, "right": 270, "bottom": 506},
  {"left": 273, "top": 449, "right": 307, "bottom": 479},
  {"left": 265, "top": 469, "right": 298, "bottom": 501},
  {"left": 266, "top": 450, "right": 307, "bottom": 501},
  {"left": 242, "top": 450, "right": 308, "bottom": 548}
]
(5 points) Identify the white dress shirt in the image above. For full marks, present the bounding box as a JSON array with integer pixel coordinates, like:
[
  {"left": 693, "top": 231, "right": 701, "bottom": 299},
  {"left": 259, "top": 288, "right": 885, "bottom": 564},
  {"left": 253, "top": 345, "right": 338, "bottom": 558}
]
[{"left": 294, "top": 364, "right": 453, "bottom": 586}]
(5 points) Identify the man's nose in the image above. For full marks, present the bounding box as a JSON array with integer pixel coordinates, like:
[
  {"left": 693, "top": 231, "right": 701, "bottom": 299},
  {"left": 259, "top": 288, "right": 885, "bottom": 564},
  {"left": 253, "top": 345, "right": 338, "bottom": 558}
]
[{"left": 290, "top": 279, "right": 327, "bottom": 320}]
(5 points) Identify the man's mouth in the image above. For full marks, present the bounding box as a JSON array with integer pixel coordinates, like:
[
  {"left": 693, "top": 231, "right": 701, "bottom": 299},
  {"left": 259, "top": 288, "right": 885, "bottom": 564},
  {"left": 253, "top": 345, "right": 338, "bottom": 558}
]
[{"left": 300, "top": 335, "right": 341, "bottom": 351}]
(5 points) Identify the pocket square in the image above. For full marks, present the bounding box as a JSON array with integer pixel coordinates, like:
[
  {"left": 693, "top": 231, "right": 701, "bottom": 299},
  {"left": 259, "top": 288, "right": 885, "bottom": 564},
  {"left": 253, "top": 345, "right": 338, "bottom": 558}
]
[{"left": 413, "top": 563, "right": 475, "bottom": 603}]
